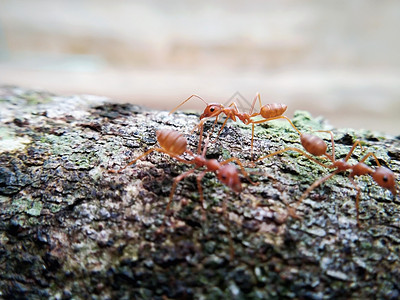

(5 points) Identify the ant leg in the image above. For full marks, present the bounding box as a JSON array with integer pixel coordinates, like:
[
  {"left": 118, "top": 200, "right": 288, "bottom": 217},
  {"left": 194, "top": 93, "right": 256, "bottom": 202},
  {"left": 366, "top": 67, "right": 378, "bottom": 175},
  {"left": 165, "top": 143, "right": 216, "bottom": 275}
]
[
  {"left": 344, "top": 140, "right": 366, "bottom": 162},
  {"left": 228, "top": 101, "right": 240, "bottom": 111},
  {"left": 193, "top": 117, "right": 218, "bottom": 154},
  {"left": 201, "top": 133, "right": 212, "bottom": 157},
  {"left": 295, "top": 170, "right": 340, "bottom": 209},
  {"left": 166, "top": 168, "right": 197, "bottom": 212},
  {"left": 257, "top": 93, "right": 262, "bottom": 111},
  {"left": 248, "top": 93, "right": 263, "bottom": 116},
  {"left": 209, "top": 115, "right": 220, "bottom": 135},
  {"left": 256, "top": 147, "right": 334, "bottom": 170},
  {"left": 249, "top": 92, "right": 261, "bottom": 115},
  {"left": 348, "top": 177, "right": 362, "bottom": 227},
  {"left": 315, "top": 130, "right": 336, "bottom": 161},
  {"left": 196, "top": 116, "right": 220, "bottom": 150},
  {"left": 173, "top": 156, "right": 196, "bottom": 165},
  {"left": 210, "top": 116, "right": 230, "bottom": 143},
  {"left": 108, "top": 148, "right": 158, "bottom": 173},
  {"left": 195, "top": 119, "right": 206, "bottom": 154},
  {"left": 251, "top": 116, "right": 302, "bottom": 136},
  {"left": 109, "top": 148, "right": 194, "bottom": 173},
  {"left": 251, "top": 123, "right": 255, "bottom": 161},
  {"left": 358, "top": 152, "right": 382, "bottom": 167},
  {"left": 248, "top": 113, "right": 301, "bottom": 161},
  {"left": 208, "top": 103, "right": 240, "bottom": 144},
  {"left": 191, "top": 118, "right": 206, "bottom": 135},
  {"left": 169, "top": 94, "right": 208, "bottom": 115}
]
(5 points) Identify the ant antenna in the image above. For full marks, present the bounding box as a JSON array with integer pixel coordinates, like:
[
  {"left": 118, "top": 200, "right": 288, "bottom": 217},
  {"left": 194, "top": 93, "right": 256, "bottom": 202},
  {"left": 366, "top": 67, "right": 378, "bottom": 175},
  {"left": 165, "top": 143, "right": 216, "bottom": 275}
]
[{"left": 169, "top": 94, "right": 208, "bottom": 115}]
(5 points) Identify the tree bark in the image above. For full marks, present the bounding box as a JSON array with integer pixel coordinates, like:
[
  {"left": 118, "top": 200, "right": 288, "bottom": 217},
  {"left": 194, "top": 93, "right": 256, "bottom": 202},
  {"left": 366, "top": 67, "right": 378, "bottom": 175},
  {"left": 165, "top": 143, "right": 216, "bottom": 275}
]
[{"left": 0, "top": 86, "right": 399, "bottom": 299}]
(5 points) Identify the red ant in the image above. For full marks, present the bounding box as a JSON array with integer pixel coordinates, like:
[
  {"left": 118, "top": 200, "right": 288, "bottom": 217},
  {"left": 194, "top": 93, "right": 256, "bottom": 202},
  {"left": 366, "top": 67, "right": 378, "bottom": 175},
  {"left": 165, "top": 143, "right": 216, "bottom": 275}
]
[
  {"left": 256, "top": 130, "right": 397, "bottom": 226},
  {"left": 169, "top": 93, "right": 301, "bottom": 158},
  {"left": 109, "top": 129, "right": 254, "bottom": 213}
]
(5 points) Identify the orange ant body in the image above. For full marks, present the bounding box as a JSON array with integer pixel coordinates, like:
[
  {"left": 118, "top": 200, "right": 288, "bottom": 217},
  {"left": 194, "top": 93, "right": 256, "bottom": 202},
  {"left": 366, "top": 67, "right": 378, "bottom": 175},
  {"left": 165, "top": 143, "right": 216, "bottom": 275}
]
[
  {"left": 109, "top": 129, "right": 253, "bottom": 212},
  {"left": 170, "top": 93, "right": 301, "bottom": 158},
  {"left": 256, "top": 131, "right": 397, "bottom": 226}
]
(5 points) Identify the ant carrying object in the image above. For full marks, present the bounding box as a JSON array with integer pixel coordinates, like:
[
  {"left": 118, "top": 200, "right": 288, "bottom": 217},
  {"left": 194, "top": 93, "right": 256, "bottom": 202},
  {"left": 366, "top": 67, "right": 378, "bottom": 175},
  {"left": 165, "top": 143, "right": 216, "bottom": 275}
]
[
  {"left": 169, "top": 93, "right": 302, "bottom": 158},
  {"left": 109, "top": 129, "right": 255, "bottom": 213},
  {"left": 256, "top": 130, "right": 397, "bottom": 226}
]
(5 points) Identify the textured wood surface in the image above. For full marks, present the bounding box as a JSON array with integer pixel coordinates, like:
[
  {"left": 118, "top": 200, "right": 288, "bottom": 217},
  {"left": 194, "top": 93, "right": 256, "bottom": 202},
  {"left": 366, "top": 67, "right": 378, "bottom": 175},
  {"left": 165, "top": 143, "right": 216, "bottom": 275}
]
[{"left": 0, "top": 86, "right": 399, "bottom": 299}]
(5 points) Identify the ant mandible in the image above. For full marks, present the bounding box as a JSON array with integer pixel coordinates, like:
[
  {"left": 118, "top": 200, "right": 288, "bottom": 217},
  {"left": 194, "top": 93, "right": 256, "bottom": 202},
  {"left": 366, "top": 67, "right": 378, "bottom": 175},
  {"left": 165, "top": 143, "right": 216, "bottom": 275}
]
[
  {"left": 256, "top": 130, "right": 397, "bottom": 226},
  {"left": 169, "top": 93, "right": 302, "bottom": 159},
  {"left": 109, "top": 129, "right": 254, "bottom": 214}
]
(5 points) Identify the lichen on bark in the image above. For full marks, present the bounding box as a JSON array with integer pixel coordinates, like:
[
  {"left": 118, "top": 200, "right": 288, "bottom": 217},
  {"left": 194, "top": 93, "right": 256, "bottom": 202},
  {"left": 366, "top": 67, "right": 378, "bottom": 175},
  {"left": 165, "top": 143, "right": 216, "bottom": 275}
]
[{"left": 0, "top": 86, "right": 399, "bottom": 299}]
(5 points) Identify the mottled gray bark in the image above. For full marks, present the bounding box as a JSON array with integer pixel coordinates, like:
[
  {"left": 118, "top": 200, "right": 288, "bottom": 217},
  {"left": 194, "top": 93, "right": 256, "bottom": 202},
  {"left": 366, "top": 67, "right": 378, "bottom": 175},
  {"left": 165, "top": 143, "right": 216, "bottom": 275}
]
[{"left": 0, "top": 86, "right": 399, "bottom": 299}]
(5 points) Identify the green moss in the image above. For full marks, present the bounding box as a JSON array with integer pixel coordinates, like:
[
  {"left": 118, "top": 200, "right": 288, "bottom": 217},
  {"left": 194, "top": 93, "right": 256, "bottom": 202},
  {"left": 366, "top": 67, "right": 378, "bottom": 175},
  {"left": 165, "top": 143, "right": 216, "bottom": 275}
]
[
  {"left": 292, "top": 110, "right": 326, "bottom": 131},
  {"left": 10, "top": 197, "right": 43, "bottom": 217},
  {"left": 26, "top": 201, "right": 43, "bottom": 216},
  {"left": 221, "top": 148, "right": 232, "bottom": 160},
  {"left": 39, "top": 133, "right": 100, "bottom": 169},
  {"left": 49, "top": 203, "right": 63, "bottom": 213},
  {"left": 360, "top": 241, "right": 373, "bottom": 250},
  {"left": 22, "top": 92, "right": 52, "bottom": 105},
  {"left": 10, "top": 197, "right": 32, "bottom": 214}
]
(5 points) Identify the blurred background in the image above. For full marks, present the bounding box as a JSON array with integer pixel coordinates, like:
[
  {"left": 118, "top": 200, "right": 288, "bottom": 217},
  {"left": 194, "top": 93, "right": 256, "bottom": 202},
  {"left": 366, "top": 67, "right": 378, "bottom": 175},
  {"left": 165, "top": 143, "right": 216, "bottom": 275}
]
[{"left": 0, "top": 0, "right": 399, "bottom": 134}]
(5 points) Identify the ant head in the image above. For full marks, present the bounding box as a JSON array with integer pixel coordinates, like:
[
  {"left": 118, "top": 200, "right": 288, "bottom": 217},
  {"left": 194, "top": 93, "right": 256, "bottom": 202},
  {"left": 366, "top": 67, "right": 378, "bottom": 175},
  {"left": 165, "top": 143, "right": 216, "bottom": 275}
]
[
  {"left": 372, "top": 166, "right": 397, "bottom": 196},
  {"left": 217, "top": 164, "right": 242, "bottom": 193},
  {"left": 200, "top": 103, "right": 224, "bottom": 119}
]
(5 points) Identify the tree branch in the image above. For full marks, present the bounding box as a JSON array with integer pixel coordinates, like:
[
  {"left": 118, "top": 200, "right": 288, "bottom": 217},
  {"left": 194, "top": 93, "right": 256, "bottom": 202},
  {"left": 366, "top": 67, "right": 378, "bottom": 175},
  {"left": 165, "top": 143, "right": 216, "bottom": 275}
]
[{"left": 0, "top": 86, "right": 399, "bottom": 299}]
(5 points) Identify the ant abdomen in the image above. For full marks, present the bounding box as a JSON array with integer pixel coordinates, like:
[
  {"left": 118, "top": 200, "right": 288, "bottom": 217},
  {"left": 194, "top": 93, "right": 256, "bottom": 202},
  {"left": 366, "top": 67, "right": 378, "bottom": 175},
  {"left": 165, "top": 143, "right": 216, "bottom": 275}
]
[
  {"left": 156, "top": 129, "right": 187, "bottom": 156},
  {"left": 300, "top": 133, "right": 327, "bottom": 156},
  {"left": 260, "top": 103, "right": 287, "bottom": 119}
]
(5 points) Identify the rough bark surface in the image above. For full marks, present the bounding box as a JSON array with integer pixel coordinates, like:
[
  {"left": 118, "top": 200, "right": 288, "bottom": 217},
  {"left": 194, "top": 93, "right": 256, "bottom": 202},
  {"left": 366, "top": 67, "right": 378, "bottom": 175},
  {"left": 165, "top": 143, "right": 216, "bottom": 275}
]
[{"left": 0, "top": 86, "right": 399, "bottom": 299}]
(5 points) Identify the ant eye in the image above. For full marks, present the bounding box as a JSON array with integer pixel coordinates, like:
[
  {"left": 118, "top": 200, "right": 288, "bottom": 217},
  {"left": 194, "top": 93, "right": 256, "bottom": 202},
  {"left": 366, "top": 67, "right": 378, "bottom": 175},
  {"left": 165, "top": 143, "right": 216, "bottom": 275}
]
[
  {"left": 383, "top": 175, "right": 388, "bottom": 182},
  {"left": 221, "top": 174, "right": 227, "bottom": 179},
  {"left": 210, "top": 107, "right": 215, "bottom": 112}
]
